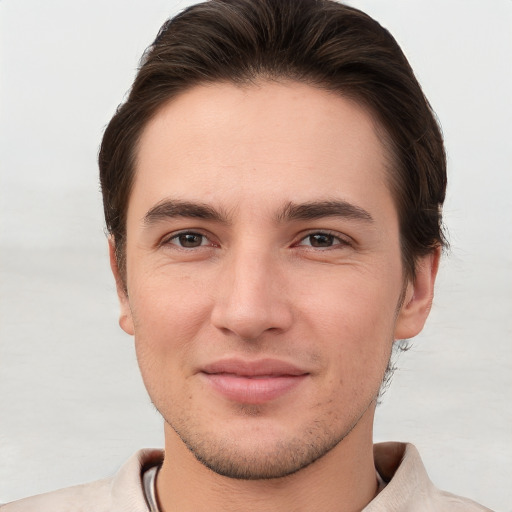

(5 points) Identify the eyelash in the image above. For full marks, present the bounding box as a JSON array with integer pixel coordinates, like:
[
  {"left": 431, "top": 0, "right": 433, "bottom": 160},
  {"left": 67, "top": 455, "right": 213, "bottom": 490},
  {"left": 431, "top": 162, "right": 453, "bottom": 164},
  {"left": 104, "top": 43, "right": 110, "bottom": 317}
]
[
  {"left": 161, "top": 230, "right": 350, "bottom": 250},
  {"left": 163, "top": 231, "right": 216, "bottom": 249},
  {"left": 295, "top": 231, "right": 351, "bottom": 250}
]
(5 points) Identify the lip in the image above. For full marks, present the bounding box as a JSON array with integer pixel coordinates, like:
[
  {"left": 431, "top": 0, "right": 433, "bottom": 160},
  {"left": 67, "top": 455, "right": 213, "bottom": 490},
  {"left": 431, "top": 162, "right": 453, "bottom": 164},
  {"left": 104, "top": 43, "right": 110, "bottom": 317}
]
[{"left": 200, "top": 358, "right": 309, "bottom": 405}]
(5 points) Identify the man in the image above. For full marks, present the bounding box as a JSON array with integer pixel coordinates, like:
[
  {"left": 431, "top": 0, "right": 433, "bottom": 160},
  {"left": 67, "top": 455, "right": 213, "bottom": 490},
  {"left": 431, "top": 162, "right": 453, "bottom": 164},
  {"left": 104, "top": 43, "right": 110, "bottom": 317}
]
[{"left": 1, "top": 0, "right": 493, "bottom": 510}]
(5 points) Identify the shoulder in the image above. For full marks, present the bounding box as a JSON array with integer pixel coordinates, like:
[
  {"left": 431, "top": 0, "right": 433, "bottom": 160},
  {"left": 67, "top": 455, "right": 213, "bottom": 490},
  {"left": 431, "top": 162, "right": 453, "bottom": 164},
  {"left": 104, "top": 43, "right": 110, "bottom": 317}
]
[
  {"left": 366, "top": 442, "right": 493, "bottom": 512},
  {"left": 432, "top": 489, "right": 494, "bottom": 512},
  {"left": 0, "top": 449, "right": 164, "bottom": 512},
  {"left": 0, "top": 477, "right": 113, "bottom": 512}
]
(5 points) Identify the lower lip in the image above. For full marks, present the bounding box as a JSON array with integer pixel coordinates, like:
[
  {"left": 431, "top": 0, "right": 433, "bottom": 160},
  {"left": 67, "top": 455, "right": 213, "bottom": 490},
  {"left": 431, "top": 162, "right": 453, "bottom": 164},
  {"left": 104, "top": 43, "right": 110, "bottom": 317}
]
[{"left": 202, "top": 373, "right": 308, "bottom": 405}]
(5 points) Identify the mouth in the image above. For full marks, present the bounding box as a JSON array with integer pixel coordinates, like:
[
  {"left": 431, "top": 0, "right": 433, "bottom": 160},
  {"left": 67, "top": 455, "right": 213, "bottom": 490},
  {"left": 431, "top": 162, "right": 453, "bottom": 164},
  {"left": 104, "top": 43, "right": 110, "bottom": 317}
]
[{"left": 200, "top": 358, "right": 309, "bottom": 405}]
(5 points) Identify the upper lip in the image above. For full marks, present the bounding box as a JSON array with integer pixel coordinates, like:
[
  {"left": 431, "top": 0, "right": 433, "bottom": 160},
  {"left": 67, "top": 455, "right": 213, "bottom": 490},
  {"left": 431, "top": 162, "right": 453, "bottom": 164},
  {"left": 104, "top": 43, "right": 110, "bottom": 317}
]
[{"left": 201, "top": 358, "right": 309, "bottom": 377}]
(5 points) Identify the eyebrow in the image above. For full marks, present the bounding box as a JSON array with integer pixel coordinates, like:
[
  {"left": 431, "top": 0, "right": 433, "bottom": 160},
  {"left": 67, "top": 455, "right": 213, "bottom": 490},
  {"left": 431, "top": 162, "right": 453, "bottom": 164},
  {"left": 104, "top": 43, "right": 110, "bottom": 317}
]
[
  {"left": 143, "top": 198, "right": 374, "bottom": 227},
  {"left": 276, "top": 200, "right": 374, "bottom": 223},
  {"left": 143, "top": 199, "right": 230, "bottom": 226}
]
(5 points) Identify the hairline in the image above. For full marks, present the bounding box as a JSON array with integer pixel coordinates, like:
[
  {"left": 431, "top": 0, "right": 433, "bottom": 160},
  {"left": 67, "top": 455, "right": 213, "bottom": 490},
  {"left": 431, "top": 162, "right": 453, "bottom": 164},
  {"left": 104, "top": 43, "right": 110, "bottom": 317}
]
[{"left": 113, "top": 77, "right": 422, "bottom": 288}]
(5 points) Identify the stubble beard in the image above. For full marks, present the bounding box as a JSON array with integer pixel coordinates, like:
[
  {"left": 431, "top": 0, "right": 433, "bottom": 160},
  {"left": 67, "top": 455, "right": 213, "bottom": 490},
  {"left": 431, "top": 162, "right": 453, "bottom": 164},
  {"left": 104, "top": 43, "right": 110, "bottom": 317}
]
[
  {"left": 156, "top": 339, "right": 394, "bottom": 480},
  {"left": 153, "top": 340, "right": 395, "bottom": 481},
  {"left": 160, "top": 395, "right": 378, "bottom": 481}
]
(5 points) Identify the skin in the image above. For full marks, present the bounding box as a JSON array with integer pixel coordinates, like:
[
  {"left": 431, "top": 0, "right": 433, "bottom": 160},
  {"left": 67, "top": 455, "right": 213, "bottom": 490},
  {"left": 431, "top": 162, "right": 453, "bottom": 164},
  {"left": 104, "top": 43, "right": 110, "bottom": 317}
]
[{"left": 110, "top": 81, "right": 439, "bottom": 512}]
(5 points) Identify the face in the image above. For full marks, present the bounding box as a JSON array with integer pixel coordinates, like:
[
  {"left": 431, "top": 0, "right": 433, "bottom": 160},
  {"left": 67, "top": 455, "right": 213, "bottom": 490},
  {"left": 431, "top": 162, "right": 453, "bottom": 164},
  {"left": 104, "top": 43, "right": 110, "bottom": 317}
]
[{"left": 113, "top": 81, "right": 437, "bottom": 479}]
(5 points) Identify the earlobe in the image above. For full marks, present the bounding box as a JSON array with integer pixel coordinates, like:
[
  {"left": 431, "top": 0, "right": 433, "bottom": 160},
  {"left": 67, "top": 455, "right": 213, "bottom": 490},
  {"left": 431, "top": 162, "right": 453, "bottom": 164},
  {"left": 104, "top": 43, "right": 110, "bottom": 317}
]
[
  {"left": 108, "top": 238, "right": 135, "bottom": 336},
  {"left": 394, "top": 247, "right": 441, "bottom": 340}
]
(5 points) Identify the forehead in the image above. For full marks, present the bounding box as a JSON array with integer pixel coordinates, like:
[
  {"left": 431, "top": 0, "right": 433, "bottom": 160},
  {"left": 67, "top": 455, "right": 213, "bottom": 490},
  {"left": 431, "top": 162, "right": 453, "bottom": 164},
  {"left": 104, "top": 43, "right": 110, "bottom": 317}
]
[{"left": 131, "top": 81, "right": 395, "bottom": 221}]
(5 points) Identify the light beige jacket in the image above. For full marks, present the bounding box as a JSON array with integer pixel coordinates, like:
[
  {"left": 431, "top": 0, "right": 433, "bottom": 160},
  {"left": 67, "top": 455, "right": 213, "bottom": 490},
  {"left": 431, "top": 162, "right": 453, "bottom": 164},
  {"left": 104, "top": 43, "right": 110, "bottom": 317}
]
[{"left": 1, "top": 443, "right": 492, "bottom": 511}]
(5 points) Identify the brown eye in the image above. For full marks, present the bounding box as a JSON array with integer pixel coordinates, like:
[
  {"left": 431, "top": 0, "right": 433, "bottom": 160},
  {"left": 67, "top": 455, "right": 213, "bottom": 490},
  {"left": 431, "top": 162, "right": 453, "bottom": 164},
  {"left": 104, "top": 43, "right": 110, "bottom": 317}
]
[
  {"left": 296, "top": 232, "right": 348, "bottom": 250},
  {"left": 308, "top": 233, "right": 335, "bottom": 247},
  {"left": 170, "top": 232, "right": 207, "bottom": 248}
]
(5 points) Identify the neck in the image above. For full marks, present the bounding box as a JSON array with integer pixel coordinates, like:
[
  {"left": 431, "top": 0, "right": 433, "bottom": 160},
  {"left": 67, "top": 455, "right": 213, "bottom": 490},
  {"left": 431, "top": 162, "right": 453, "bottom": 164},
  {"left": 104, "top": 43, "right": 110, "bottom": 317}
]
[{"left": 156, "top": 409, "right": 378, "bottom": 512}]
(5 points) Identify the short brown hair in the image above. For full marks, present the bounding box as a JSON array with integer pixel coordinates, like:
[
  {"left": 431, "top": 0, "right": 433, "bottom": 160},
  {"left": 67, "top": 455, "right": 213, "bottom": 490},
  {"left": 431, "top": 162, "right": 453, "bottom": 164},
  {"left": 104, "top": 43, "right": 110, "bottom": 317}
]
[{"left": 99, "top": 0, "right": 447, "bottom": 281}]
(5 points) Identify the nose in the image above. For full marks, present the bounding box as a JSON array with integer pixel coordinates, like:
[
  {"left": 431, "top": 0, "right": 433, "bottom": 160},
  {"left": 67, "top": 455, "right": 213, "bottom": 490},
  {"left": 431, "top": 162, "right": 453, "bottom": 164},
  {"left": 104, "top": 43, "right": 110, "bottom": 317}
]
[{"left": 210, "top": 248, "right": 293, "bottom": 341}]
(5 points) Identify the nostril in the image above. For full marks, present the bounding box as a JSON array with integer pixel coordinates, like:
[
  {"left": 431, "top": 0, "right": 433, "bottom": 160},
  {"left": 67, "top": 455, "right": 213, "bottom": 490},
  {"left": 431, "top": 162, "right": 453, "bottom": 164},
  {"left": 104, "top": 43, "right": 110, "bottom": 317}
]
[{"left": 211, "top": 301, "right": 293, "bottom": 341}]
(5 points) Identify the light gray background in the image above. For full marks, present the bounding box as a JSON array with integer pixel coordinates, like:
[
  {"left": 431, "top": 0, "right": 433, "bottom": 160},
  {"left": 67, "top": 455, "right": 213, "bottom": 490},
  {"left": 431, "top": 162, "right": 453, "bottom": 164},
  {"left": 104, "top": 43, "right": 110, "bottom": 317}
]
[{"left": 1, "top": 1, "right": 511, "bottom": 510}]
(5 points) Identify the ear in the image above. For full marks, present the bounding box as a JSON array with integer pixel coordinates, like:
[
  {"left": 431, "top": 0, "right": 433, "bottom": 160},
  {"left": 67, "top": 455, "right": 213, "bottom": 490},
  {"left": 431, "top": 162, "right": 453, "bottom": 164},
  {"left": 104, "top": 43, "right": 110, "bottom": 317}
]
[
  {"left": 108, "top": 238, "right": 135, "bottom": 336},
  {"left": 394, "top": 247, "right": 441, "bottom": 340}
]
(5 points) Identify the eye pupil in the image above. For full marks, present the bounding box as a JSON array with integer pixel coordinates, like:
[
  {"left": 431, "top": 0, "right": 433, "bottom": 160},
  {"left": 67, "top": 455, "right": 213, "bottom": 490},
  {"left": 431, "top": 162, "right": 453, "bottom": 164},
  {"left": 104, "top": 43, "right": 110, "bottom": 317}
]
[
  {"left": 310, "top": 234, "right": 334, "bottom": 247},
  {"left": 179, "top": 233, "right": 202, "bottom": 247}
]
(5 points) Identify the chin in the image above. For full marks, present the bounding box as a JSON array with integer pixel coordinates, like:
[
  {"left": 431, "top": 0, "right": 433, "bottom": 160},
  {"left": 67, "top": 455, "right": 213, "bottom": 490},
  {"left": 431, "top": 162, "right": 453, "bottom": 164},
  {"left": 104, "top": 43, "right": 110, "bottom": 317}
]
[{"left": 164, "top": 407, "right": 359, "bottom": 480}]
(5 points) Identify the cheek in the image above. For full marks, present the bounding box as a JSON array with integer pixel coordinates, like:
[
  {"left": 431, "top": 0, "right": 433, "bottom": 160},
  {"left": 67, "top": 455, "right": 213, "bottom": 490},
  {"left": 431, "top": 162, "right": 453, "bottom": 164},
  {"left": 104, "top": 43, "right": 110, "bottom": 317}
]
[
  {"left": 301, "top": 266, "right": 401, "bottom": 336},
  {"left": 298, "top": 270, "right": 400, "bottom": 388},
  {"left": 131, "top": 266, "right": 212, "bottom": 331},
  {"left": 129, "top": 271, "right": 214, "bottom": 376}
]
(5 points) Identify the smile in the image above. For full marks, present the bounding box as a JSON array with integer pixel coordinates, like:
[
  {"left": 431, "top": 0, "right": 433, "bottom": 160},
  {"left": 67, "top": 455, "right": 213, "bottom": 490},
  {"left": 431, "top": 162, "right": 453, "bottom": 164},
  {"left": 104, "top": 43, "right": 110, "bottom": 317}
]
[{"left": 200, "top": 358, "right": 309, "bottom": 405}]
